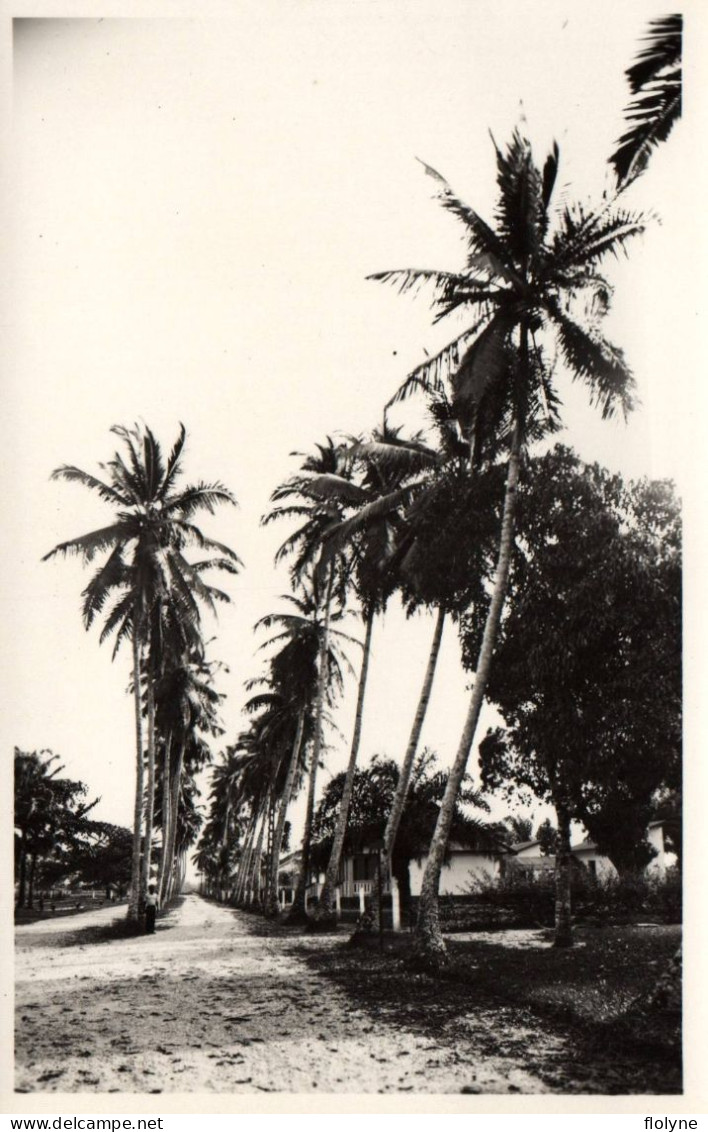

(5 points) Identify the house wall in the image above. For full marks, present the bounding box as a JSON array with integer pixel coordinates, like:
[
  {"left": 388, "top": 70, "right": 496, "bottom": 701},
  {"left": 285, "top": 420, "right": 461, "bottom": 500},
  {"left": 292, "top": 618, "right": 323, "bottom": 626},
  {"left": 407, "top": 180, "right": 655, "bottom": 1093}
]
[
  {"left": 646, "top": 824, "right": 678, "bottom": 876},
  {"left": 572, "top": 847, "right": 616, "bottom": 880},
  {"left": 408, "top": 852, "right": 501, "bottom": 896}
]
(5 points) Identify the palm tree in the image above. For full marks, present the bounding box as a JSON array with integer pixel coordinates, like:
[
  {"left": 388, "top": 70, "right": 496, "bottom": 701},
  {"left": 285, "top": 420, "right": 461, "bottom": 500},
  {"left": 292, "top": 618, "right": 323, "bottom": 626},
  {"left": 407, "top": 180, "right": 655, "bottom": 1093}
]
[
  {"left": 43, "top": 423, "right": 240, "bottom": 921},
  {"left": 371, "top": 129, "right": 646, "bottom": 966},
  {"left": 263, "top": 441, "right": 359, "bottom": 920},
  {"left": 154, "top": 647, "right": 224, "bottom": 902},
  {"left": 307, "top": 425, "right": 430, "bottom": 923},
  {"left": 322, "top": 405, "right": 499, "bottom": 906},
  {"left": 243, "top": 650, "right": 315, "bottom": 917},
  {"left": 254, "top": 582, "right": 355, "bottom": 920},
  {"left": 611, "top": 14, "right": 682, "bottom": 187}
]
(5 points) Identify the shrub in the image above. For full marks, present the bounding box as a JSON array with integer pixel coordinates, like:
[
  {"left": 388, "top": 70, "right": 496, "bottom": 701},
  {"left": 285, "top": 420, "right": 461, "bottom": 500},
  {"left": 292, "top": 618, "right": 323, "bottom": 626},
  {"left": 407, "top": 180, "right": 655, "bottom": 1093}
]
[
  {"left": 574, "top": 868, "right": 681, "bottom": 925},
  {"left": 456, "top": 866, "right": 682, "bottom": 928}
]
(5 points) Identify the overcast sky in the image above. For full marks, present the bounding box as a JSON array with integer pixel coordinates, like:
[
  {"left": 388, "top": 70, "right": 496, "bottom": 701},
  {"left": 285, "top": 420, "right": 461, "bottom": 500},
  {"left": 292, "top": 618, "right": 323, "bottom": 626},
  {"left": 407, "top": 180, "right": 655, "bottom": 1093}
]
[{"left": 4, "top": 3, "right": 701, "bottom": 855}]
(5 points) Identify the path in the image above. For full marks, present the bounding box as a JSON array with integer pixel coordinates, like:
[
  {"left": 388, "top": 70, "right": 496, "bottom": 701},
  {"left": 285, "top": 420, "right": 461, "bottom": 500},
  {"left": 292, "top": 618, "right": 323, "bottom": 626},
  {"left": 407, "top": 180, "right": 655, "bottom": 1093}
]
[{"left": 15, "top": 894, "right": 579, "bottom": 1094}]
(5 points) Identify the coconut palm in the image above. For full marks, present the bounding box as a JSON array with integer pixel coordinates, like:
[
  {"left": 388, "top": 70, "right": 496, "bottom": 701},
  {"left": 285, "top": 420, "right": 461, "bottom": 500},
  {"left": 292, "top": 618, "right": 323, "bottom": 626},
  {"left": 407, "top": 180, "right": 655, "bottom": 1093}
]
[
  {"left": 326, "top": 402, "right": 499, "bottom": 900},
  {"left": 306, "top": 425, "right": 433, "bottom": 923},
  {"left": 154, "top": 647, "right": 225, "bottom": 902},
  {"left": 611, "top": 14, "right": 682, "bottom": 187},
  {"left": 254, "top": 582, "right": 355, "bottom": 920},
  {"left": 43, "top": 423, "right": 240, "bottom": 921},
  {"left": 371, "top": 129, "right": 646, "bottom": 966}
]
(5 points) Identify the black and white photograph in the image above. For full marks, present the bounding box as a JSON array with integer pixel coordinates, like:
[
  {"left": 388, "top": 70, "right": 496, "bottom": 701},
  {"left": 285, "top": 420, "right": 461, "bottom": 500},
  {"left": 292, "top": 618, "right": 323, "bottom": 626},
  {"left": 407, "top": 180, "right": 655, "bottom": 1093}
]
[{"left": 4, "top": 0, "right": 703, "bottom": 1108}]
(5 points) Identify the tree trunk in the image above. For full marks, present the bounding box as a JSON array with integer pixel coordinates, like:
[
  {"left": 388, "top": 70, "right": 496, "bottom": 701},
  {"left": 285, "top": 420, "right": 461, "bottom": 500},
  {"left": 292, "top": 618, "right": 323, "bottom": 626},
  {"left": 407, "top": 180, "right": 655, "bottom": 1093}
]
[
  {"left": 128, "top": 630, "right": 145, "bottom": 923},
  {"left": 370, "top": 607, "right": 445, "bottom": 931},
  {"left": 287, "top": 743, "right": 320, "bottom": 922},
  {"left": 164, "top": 741, "right": 186, "bottom": 902},
  {"left": 288, "top": 566, "right": 334, "bottom": 923},
  {"left": 314, "top": 607, "right": 375, "bottom": 923},
  {"left": 553, "top": 798, "right": 573, "bottom": 948},
  {"left": 17, "top": 833, "right": 27, "bottom": 909},
  {"left": 413, "top": 421, "right": 521, "bottom": 968},
  {"left": 234, "top": 809, "right": 258, "bottom": 906},
  {"left": 248, "top": 805, "right": 268, "bottom": 909},
  {"left": 265, "top": 708, "right": 306, "bottom": 918},
  {"left": 28, "top": 853, "right": 37, "bottom": 910},
  {"left": 157, "top": 731, "right": 173, "bottom": 902},
  {"left": 141, "top": 679, "right": 157, "bottom": 898}
]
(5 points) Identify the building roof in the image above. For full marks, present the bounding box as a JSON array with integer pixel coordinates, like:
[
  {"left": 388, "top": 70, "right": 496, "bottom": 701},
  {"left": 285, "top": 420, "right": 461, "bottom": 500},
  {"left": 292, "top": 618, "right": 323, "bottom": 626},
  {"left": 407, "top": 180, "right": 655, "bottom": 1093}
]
[{"left": 512, "top": 839, "right": 542, "bottom": 852}]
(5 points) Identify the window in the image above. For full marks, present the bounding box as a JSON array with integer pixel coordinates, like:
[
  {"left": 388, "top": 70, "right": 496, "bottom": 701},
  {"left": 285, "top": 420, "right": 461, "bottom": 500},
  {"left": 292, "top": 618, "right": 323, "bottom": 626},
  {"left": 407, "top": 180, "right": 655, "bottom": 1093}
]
[{"left": 353, "top": 854, "right": 376, "bottom": 882}]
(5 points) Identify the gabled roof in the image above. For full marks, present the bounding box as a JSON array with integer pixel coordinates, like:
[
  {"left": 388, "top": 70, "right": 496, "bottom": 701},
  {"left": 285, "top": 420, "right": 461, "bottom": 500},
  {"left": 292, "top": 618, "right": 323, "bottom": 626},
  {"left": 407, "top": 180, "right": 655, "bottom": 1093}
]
[{"left": 512, "top": 839, "right": 542, "bottom": 852}]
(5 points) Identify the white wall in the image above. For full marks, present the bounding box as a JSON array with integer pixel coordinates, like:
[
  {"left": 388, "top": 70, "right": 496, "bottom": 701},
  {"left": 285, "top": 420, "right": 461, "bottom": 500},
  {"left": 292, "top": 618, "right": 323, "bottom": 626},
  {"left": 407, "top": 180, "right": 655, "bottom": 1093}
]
[{"left": 408, "top": 852, "right": 501, "bottom": 896}]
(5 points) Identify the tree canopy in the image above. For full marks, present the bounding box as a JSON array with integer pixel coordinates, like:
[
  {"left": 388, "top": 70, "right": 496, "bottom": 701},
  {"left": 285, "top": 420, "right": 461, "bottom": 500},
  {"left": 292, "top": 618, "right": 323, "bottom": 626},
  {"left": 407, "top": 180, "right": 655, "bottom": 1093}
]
[{"left": 470, "top": 446, "right": 681, "bottom": 875}]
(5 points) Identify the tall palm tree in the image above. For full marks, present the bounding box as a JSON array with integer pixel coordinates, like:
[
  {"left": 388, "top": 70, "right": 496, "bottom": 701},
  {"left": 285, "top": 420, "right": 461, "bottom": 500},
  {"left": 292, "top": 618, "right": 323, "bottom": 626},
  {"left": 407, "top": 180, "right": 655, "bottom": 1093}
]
[
  {"left": 43, "top": 423, "right": 240, "bottom": 921},
  {"left": 263, "top": 441, "right": 358, "bottom": 920},
  {"left": 155, "top": 647, "right": 224, "bottom": 902},
  {"left": 371, "top": 129, "right": 646, "bottom": 966},
  {"left": 307, "top": 426, "right": 429, "bottom": 923},
  {"left": 611, "top": 14, "right": 682, "bottom": 187},
  {"left": 254, "top": 582, "right": 355, "bottom": 920}
]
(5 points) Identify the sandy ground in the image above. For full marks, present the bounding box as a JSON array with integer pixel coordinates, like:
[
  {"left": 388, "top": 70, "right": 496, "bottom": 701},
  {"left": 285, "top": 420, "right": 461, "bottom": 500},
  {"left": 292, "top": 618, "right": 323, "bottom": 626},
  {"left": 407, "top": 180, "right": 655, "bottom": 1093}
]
[{"left": 15, "top": 895, "right": 594, "bottom": 1095}]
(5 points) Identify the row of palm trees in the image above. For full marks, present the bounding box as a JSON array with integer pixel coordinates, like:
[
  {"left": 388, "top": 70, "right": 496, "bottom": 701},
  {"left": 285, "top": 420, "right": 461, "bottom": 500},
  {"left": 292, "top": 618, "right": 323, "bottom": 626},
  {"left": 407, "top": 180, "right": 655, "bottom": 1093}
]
[
  {"left": 45, "top": 16, "right": 681, "bottom": 959},
  {"left": 44, "top": 424, "right": 241, "bottom": 922},
  {"left": 197, "top": 118, "right": 654, "bottom": 964}
]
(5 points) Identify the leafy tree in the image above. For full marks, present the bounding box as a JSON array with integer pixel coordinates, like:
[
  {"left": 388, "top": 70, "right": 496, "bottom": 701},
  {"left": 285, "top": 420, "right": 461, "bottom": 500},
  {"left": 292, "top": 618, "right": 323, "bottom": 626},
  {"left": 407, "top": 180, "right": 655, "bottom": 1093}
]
[
  {"left": 68, "top": 823, "right": 133, "bottom": 896},
  {"left": 474, "top": 447, "right": 681, "bottom": 943},
  {"left": 14, "top": 748, "right": 99, "bottom": 908},
  {"left": 611, "top": 14, "right": 682, "bottom": 187},
  {"left": 535, "top": 818, "right": 559, "bottom": 857},
  {"left": 371, "top": 129, "right": 645, "bottom": 966}
]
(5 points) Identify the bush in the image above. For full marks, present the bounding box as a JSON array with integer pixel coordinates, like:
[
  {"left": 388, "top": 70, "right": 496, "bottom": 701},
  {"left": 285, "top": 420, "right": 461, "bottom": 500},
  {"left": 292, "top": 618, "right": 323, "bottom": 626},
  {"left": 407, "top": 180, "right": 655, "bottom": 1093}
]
[
  {"left": 456, "top": 866, "right": 682, "bottom": 929},
  {"left": 573, "top": 868, "right": 681, "bottom": 925}
]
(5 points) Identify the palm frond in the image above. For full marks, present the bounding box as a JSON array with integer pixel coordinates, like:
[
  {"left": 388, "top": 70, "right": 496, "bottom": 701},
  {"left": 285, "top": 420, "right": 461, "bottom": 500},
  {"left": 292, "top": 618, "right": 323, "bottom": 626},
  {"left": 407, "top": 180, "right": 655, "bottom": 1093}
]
[
  {"left": 164, "top": 482, "right": 238, "bottom": 519},
  {"left": 548, "top": 300, "right": 636, "bottom": 420},
  {"left": 386, "top": 319, "right": 490, "bottom": 409},
  {"left": 160, "top": 423, "right": 187, "bottom": 499},
  {"left": 48, "top": 465, "right": 129, "bottom": 507},
  {"left": 43, "top": 522, "right": 132, "bottom": 563},
  {"left": 611, "top": 14, "right": 682, "bottom": 186},
  {"left": 415, "top": 159, "right": 522, "bottom": 284}
]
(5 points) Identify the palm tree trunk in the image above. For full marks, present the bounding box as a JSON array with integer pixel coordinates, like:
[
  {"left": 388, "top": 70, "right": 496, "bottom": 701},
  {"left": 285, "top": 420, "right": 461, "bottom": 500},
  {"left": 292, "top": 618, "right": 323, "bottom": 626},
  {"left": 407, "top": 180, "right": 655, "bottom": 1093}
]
[
  {"left": 370, "top": 606, "right": 445, "bottom": 931},
  {"left": 248, "top": 805, "right": 268, "bottom": 908},
  {"left": 164, "top": 740, "right": 186, "bottom": 902},
  {"left": 554, "top": 797, "right": 573, "bottom": 948},
  {"left": 157, "top": 732, "right": 173, "bottom": 902},
  {"left": 263, "top": 793, "right": 276, "bottom": 906},
  {"left": 234, "top": 809, "right": 258, "bottom": 906},
  {"left": 386, "top": 606, "right": 445, "bottom": 866},
  {"left": 265, "top": 708, "right": 306, "bottom": 918},
  {"left": 413, "top": 421, "right": 522, "bottom": 968},
  {"left": 141, "top": 679, "right": 157, "bottom": 898},
  {"left": 128, "top": 630, "right": 145, "bottom": 923},
  {"left": 315, "top": 607, "right": 375, "bottom": 923},
  {"left": 288, "top": 567, "right": 334, "bottom": 923}
]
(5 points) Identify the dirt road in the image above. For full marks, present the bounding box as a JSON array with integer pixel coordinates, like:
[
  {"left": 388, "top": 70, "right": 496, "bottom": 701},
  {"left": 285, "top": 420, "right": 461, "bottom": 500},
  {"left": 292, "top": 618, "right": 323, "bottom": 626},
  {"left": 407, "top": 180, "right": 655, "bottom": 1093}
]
[{"left": 13, "top": 894, "right": 621, "bottom": 1094}]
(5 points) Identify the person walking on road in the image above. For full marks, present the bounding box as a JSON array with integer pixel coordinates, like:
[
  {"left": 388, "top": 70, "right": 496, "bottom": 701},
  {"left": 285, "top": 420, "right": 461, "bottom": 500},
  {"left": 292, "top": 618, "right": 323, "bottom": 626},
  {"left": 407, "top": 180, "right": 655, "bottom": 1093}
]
[{"left": 145, "top": 885, "right": 159, "bottom": 934}]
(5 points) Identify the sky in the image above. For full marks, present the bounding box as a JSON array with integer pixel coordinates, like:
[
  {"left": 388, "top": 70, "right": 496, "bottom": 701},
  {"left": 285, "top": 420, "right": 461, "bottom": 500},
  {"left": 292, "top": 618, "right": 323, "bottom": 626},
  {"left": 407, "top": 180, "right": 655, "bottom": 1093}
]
[{"left": 3, "top": 2, "right": 704, "bottom": 861}]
